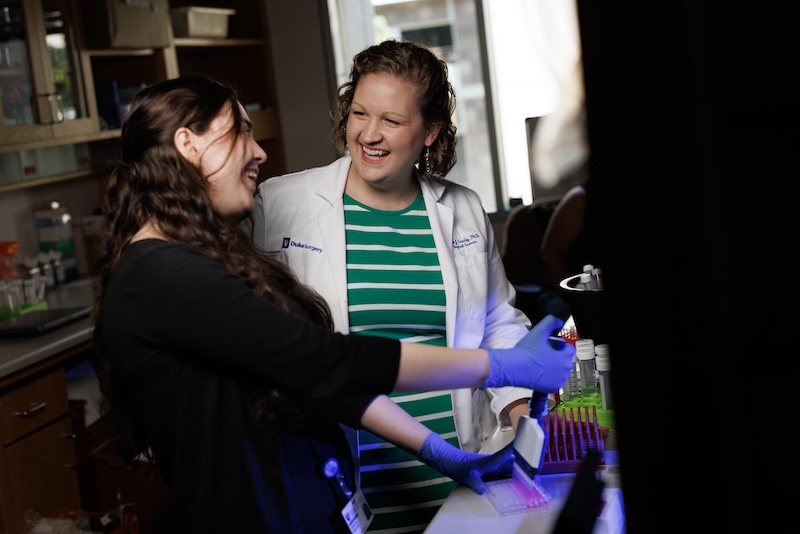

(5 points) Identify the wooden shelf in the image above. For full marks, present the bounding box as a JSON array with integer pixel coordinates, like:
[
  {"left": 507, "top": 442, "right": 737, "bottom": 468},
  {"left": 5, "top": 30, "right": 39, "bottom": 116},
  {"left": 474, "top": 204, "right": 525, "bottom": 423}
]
[
  {"left": 0, "top": 165, "right": 114, "bottom": 194},
  {"left": 85, "top": 48, "right": 158, "bottom": 57},
  {"left": 0, "top": 67, "right": 29, "bottom": 77},
  {"left": 173, "top": 37, "right": 264, "bottom": 48},
  {"left": 0, "top": 129, "right": 120, "bottom": 155}
]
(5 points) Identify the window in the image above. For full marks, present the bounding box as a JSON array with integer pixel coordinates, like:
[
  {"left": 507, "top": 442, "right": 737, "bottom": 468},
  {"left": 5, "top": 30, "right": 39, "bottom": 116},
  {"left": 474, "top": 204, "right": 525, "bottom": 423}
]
[{"left": 327, "top": 0, "right": 581, "bottom": 213}]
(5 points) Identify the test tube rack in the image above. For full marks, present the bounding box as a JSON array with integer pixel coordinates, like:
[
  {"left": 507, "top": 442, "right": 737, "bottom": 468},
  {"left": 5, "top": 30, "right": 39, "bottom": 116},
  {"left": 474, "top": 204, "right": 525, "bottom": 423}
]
[{"left": 540, "top": 405, "right": 605, "bottom": 474}]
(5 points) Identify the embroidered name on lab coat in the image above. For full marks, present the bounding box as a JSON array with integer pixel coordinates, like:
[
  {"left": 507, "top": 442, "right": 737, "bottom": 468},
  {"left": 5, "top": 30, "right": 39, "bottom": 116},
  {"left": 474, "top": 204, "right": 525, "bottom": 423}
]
[
  {"left": 452, "top": 233, "right": 480, "bottom": 250},
  {"left": 282, "top": 237, "right": 323, "bottom": 254}
]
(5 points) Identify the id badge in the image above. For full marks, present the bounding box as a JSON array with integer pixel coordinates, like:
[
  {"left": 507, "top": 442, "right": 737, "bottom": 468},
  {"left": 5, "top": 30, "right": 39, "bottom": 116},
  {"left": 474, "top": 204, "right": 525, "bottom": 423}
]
[{"left": 340, "top": 488, "right": 373, "bottom": 534}]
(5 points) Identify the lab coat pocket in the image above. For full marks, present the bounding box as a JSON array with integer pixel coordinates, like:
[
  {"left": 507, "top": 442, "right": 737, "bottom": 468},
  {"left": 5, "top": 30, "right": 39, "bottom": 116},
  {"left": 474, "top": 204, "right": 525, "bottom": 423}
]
[{"left": 454, "top": 252, "right": 489, "bottom": 320}]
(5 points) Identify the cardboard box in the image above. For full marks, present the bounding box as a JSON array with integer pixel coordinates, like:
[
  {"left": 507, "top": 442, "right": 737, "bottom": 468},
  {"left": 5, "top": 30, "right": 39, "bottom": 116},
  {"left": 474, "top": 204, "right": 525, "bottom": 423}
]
[
  {"left": 82, "top": 0, "right": 171, "bottom": 48},
  {"left": 36, "top": 145, "right": 79, "bottom": 177},
  {"left": 0, "top": 152, "right": 24, "bottom": 185},
  {"left": 74, "top": 142, "right": 92, "bottom": 170},
  {"left": 170, "top": 7, "right": 235, "bottom": 38},
  {"left": 0, "top": 150, "right": 39, "bottom": 185}
]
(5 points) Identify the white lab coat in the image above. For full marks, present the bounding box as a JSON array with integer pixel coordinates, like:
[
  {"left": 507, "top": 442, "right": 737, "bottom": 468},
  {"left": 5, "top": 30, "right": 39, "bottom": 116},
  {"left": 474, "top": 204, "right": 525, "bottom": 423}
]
[{"left": 250, "top": 155, "right": 532, "bottom": 452}]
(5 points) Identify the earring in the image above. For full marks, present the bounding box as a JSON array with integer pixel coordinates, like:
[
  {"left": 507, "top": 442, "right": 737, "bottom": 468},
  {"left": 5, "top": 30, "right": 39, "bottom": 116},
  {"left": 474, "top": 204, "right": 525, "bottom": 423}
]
[{"left": 424, "top": 146, "right": 431, "bottom": 174}]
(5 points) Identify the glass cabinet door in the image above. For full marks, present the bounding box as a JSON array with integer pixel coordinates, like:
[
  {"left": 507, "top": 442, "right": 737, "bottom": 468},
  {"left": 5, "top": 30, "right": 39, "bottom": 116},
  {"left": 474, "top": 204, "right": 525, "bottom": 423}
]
[
  {"left": 0, "top": 0, "right": 36, "bottom": 127},
  {"left": 40, "top": 0, "right": 91, "bottom": 132},
  {"left": 0, "top": 0, "right": 93, "bottom": 143}
]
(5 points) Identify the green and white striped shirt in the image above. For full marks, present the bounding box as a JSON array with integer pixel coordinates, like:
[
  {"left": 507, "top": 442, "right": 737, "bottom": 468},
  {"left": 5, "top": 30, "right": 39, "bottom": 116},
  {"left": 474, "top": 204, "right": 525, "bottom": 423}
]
[{"left": 344, "top": 192, "right": 458, "bottom": 534}]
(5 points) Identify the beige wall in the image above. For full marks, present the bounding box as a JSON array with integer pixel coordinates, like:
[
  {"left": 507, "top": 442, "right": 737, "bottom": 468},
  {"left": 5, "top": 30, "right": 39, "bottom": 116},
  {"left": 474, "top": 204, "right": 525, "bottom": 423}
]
[{"left": 264, "top": 0, "right": 339, "bottom": 174}]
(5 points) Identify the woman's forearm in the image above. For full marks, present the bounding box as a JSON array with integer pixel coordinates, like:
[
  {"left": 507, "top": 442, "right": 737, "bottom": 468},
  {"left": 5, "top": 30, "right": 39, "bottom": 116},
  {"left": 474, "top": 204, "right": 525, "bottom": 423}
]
[
  {"left": 394, "top": 344, "right": 489, "bottom": 391},
  {"left": 360, "top": 395, "right": 431, "bottom": 453}
]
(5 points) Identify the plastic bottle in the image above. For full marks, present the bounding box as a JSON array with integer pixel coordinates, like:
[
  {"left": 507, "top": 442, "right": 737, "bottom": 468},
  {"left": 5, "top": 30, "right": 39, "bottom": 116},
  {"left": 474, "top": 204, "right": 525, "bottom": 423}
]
[
  {"left": 575, "top": 338, "right": 597, "bottom": 397},
  {"left": 591, "top": 267, "right": 603, "bottom": 289},
  {"left": 594, "top": 344, "right": 612, "bottom": 410},
  {"left": 579, "top": 271, "right": 600, "bottom": 290},
  {"left": 560, "top": 354, "right": 580, "bottom": 401},
  {"left": 580, "top": 263, "right": 603, "bottom": 290}
]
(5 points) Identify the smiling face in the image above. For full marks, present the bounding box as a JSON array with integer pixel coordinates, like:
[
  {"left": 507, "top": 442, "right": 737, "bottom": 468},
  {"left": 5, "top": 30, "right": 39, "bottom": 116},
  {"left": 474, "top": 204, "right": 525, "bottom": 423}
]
[
  {"left": 346, "top": 72, "right": 440, "bottom": 196},
  {"left": 178, "top": 102, "right": 267, "bottom": 217}
]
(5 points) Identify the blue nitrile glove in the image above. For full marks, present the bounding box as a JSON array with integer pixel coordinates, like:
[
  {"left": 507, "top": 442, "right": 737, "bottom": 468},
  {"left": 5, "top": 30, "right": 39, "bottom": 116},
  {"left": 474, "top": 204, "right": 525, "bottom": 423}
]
[
  {"left": 417, "top": 433, "right": 514, "bottom": 495},
  {"left": 483, "top": 314, "right": 576, "bottom": 392}
]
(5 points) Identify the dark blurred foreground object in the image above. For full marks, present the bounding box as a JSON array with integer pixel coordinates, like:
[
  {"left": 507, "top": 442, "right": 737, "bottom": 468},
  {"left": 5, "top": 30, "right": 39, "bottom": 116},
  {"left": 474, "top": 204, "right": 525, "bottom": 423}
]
[
  {"left": 86, "top": 416, "right": 175, "bottom": 534},
  {"left": 500, "top": 197, "right": 569, "bottom": 323},
  {"left": 552, "top": 448, "right": 605, "bottom": 534},
  {"left": 24, "top": 508, "right": 139, "bottom": 534},
  {"left": 559, "top": 272, "right": 607, "bottom": 344}
]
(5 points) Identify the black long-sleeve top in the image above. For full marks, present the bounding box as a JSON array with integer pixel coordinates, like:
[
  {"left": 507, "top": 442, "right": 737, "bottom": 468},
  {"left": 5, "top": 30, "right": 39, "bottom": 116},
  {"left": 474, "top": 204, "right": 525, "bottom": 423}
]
[{"left": 98, "top": 240, "right": 401, "bottom": 532}]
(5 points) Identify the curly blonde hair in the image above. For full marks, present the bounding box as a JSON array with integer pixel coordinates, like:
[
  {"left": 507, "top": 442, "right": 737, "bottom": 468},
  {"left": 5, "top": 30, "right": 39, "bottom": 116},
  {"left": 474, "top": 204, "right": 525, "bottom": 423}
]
[{"left": 331, "top": 39, "right": 457, "bottom": 178}]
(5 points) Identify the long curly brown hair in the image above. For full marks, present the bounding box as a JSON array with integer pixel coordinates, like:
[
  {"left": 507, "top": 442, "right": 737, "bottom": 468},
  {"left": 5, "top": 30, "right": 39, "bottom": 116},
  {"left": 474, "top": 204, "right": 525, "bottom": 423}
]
[
  {"left": 91, "top": 76, "right": 333, "bottom": 464},
  {"left": 331, "top": 39, "right": 458, "bottom": 178}
]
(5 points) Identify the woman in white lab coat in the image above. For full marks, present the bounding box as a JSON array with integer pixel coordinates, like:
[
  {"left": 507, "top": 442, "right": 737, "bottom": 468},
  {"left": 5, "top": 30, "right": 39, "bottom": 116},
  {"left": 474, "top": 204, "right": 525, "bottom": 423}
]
[{"left": 249, "top": 40, "right": 536, "bottom": 533}]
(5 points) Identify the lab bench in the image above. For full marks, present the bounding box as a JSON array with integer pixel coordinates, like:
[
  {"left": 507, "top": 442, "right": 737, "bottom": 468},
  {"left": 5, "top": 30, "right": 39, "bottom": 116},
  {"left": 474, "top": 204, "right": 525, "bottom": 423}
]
[
  {"left": 0, "top": 281, "right": 93, "bottom": 533},
  {"left": 425, "top": 419, "right": 625, "bottom": 533}
]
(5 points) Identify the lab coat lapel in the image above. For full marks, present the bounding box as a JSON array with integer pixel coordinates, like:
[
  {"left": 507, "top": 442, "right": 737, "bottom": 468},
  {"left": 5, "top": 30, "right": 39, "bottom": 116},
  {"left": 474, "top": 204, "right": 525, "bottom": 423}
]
[
  {"left": 314, "top": 156, "right": 351, "bottom": 331},
  {"left": 420, "top": 175, "right": 458, "bottom": 348}
]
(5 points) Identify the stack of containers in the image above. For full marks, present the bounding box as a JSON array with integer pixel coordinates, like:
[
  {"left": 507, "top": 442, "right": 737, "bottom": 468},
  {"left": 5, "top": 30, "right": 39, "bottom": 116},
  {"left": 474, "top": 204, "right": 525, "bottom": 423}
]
[
  {"left": 595, "top": 344, "right": 613, "bottom": 410},
  {"left": 33, "top": 201, "right": 79, "bottom": 284},
  {"left": 561, "top": 354, "right": 580, "bottom": 401},
  {"left": 575, "top": 338, "right": 597, "bottom": 398},
  {"left": 0, "top": 240, "right": 21, "bottom": 320},
  {"left": 557, "top": 324, "right": 580, "bottom": 402}
]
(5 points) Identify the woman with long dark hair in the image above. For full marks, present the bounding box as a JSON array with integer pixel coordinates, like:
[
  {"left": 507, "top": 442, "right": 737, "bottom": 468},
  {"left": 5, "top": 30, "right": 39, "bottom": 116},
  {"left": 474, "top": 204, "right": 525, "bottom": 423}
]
[{"left": 92, "top": 75, "right": 574, "bottom": 533}]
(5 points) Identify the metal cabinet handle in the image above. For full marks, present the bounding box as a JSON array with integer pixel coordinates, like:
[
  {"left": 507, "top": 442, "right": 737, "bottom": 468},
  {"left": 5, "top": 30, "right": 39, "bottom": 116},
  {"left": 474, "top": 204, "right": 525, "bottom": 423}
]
[
  {"left": 38, "top": 92, "right": 65, "bottom": 124},
  {"left": 14, "top": 401, "right": 46, "bottom": 417},
  {"left": 54, "top": 93, "right": 65, "bottom": 123}
]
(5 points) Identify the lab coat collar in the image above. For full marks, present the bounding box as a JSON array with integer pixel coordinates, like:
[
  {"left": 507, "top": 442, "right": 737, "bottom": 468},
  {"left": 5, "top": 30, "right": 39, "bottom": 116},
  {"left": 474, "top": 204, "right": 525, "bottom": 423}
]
[
  {"left": 418, "top": 170, "right": 448, "bottom": 203},
  {"left": 315, "top": 155, "right": 449, "bottom": 206},
  {"left": 314, "top": 155, "right": 351, "bottom": 206}
]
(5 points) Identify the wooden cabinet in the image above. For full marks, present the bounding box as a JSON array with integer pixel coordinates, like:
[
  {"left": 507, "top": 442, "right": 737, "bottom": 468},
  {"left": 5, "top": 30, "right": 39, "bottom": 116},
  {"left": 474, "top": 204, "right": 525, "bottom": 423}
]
[
  {"left": 0, "top": 0, "right": 101, "bottom": 147},
  {"left": 0, "top": 363, "right": 81, "bottom": 534},
  {"left": 0, "top": 366, "right": 69, "bottom": 442},
  {"left": 0, "top": 0, "right": 286, "bottom": 189}
]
